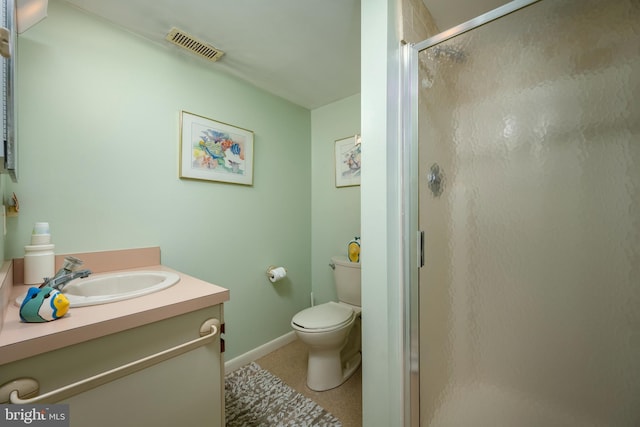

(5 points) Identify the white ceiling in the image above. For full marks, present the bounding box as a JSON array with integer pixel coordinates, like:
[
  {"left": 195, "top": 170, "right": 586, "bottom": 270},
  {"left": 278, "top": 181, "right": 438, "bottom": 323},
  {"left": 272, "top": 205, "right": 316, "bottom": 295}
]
[{"left": 61, "top": 0, "right": 508, "bottom": 110}]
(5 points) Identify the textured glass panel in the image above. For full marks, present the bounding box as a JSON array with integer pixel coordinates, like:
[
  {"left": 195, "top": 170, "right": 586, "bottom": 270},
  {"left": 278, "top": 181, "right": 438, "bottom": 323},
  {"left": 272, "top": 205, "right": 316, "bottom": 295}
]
[{"left": 418, "top": 0, "right": 640, "bottom": 426}]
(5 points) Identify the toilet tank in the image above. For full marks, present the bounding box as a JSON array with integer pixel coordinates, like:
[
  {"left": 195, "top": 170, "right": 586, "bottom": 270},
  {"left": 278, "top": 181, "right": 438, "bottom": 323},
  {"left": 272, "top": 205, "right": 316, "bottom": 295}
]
[{"left": 331, "top": 256, "right": 361, "bottom": 307}]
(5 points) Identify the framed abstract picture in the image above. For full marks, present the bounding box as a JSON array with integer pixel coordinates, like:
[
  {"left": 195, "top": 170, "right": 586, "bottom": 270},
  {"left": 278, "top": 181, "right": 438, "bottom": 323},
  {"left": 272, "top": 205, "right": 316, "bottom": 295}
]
[
  {"left": 334, "top": 134, "right": 361, "bottom": 187},
  {"left": 179, "top": 111, "right": 254, "bottom": 185}
]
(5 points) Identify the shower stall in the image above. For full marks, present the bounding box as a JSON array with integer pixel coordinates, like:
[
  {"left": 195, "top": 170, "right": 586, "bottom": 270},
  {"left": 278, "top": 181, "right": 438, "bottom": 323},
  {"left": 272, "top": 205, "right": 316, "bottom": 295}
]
[{"left": 403, "top": 0, "right": 639, "bottom": 425}]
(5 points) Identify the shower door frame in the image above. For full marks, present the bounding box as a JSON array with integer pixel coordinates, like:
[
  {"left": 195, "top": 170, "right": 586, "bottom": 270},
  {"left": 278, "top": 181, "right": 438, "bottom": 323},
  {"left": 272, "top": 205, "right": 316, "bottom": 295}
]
[{"left": 400, "top": 1, "right": 543, "bottom": 425}]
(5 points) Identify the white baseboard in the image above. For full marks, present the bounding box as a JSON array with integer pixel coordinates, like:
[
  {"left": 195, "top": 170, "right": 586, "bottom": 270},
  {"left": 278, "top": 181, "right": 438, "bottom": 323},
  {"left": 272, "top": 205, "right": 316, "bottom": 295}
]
[{"left": 224, "top": 331, "right": 297, "bottom": 374}]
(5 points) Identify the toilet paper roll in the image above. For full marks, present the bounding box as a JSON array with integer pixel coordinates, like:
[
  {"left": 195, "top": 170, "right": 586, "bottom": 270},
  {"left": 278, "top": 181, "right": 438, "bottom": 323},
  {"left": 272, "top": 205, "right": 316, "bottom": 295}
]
[{"left": 268, "top": 267, "right": 287, "bottom": 283}]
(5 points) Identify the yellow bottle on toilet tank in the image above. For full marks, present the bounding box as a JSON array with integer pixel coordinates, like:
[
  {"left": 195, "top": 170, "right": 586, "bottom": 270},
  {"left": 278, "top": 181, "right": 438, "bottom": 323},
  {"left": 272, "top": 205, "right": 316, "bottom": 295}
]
[{"left": 348, "top": 236, "right": 361, "bottom": 263}]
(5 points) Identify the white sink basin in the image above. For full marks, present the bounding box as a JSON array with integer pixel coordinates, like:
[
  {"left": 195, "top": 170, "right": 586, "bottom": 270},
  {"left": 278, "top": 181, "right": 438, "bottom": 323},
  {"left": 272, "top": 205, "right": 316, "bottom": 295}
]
[
  {"left": 63, "top": 270, "right": 180, "bottom": 307},
  {"left": 15, "top": 271, "right": 181, "bottom": 308}
]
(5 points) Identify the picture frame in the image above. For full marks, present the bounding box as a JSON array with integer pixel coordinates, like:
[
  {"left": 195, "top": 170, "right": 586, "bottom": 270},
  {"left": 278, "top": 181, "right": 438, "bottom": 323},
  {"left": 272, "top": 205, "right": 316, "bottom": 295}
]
[
  {"left": 334, "top": 134, "right": 361, "bottom": 187},
  {"left": 179, "top": 111, "right": 254, "bottom": 185}
]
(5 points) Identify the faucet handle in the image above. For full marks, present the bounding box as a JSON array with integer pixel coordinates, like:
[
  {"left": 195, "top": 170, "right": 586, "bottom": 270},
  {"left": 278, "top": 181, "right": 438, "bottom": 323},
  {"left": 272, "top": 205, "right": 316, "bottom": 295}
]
[{"left": 62, "top": 256, "right": 84, "bottom": 271}]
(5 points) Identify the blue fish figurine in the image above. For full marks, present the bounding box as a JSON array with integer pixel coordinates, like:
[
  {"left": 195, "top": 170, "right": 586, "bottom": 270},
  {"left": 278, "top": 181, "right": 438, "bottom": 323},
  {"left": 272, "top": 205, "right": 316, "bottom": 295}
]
[{"left": 19, "top": 286, "right": 70, "bottom": 323}]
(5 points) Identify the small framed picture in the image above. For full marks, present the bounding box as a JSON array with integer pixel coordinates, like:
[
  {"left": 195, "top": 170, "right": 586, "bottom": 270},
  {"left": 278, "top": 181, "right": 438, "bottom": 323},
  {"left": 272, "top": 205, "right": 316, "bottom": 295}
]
[
  {"left": 334, "top": 135, "right": 361, "bottom": 187},
  {"left": 179, "top": 111, "right": 254, "bottom": 185}
]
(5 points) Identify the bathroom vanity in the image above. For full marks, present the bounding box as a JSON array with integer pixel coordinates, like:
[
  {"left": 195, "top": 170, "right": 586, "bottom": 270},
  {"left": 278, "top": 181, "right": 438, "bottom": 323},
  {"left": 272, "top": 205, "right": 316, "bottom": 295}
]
[{"left": 0, "top": 248, "right": 229, "bottom": 427}]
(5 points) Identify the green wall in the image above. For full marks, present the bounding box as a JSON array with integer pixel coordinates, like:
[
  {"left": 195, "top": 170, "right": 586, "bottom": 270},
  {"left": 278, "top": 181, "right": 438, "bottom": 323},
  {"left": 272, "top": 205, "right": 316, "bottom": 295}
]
[
  {"left": 7, "top": 0, "right": 313, "bottom": 359},
  {"left": 0, "top": 175, "right": 5, "bottom": 262},
  {"left": 311, "top": 94, "right": 361, "bottom": 304}
]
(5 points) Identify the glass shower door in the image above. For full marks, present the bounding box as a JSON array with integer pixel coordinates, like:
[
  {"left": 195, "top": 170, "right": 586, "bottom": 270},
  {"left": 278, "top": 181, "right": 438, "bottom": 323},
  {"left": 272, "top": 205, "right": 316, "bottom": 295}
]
[{"left": 416, "top": 0, "right": 640, "bottom": 425}]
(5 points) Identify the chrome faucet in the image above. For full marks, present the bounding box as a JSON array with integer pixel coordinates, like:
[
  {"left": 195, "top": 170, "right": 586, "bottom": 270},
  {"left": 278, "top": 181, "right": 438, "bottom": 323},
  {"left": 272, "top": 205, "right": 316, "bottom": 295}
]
[{"left": 42, "top": 256, "right": 92, "bottom": 291}]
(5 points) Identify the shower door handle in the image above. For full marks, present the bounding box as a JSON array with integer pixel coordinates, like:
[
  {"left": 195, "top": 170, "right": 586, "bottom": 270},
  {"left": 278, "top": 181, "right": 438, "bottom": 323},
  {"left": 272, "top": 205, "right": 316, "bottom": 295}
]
[{"left": 418, "top": 230, "right": 425, "bottom": 268}]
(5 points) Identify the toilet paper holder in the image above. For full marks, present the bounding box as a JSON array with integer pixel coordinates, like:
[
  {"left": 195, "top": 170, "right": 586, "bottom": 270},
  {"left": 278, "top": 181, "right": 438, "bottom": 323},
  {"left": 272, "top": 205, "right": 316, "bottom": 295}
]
[{"left": 266, "top": 265, "right": 287, "bottom": 282}]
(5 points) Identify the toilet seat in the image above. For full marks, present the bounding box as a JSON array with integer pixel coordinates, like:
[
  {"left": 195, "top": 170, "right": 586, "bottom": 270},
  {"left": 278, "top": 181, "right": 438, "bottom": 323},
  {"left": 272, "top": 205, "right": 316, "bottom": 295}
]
[{"left": 292, "top": 302, "right": 354, "bottom": 332}]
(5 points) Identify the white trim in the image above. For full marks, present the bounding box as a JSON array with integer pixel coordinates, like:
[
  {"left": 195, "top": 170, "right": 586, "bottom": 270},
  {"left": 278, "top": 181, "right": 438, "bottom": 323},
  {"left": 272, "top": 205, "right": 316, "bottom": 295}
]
[{"left": 224, "top": 331, "right": 297, "bottom": 374}]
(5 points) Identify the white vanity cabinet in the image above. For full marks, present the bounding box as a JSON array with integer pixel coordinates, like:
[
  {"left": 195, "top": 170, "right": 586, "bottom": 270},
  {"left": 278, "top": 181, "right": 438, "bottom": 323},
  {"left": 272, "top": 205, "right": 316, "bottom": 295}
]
[{"left": 0, "top": 305, "right": 225, "bottom": 427}]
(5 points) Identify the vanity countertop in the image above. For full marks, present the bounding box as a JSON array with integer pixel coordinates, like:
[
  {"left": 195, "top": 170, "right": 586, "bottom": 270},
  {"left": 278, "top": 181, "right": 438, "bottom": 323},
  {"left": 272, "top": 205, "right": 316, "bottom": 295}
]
[{"left": 0, "top": 264, "right": 229, "bottom": 365}]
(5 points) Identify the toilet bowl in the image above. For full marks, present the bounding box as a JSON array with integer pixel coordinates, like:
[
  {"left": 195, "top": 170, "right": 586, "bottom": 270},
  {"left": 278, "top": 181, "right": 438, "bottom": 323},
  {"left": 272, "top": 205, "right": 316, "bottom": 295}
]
[
  {"left": 292, "top": 302, "right": 361, "bottom": 391},
  {"left": 291, "top": 256, "right": 362, "bottom": 391}
]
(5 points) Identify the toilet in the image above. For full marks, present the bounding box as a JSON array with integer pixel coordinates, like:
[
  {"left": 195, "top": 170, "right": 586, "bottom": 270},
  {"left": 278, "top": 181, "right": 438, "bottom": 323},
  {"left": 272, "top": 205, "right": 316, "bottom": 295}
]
[{"left": 291, "top": 255, "right": 361, "bottom": 391}]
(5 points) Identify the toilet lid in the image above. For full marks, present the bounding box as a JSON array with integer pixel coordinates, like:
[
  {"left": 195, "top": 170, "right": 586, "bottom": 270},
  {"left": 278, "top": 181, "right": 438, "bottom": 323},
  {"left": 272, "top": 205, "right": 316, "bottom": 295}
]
[{"left": 292, "top": 302, "right": 354, "bottom": 330}]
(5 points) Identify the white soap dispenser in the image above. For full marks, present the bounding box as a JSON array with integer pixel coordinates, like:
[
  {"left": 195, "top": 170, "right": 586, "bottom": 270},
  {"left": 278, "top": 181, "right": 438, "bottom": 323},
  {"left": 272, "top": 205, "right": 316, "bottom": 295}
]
[{"left": 23, "top": 222, "right": 55, "bottom": 285}]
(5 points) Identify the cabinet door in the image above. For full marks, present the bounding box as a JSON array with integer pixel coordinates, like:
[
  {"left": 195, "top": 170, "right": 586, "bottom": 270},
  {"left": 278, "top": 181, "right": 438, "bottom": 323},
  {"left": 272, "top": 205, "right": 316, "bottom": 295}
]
[{"left": 1, "top": 306, "right": 224, "bottom": 427}]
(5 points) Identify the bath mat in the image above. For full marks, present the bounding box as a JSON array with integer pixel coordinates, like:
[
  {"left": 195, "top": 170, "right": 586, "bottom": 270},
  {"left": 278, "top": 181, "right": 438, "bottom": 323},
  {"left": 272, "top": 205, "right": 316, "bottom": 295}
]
[{"left": 225, "top": 362, "right": 342, "bottom": 427}]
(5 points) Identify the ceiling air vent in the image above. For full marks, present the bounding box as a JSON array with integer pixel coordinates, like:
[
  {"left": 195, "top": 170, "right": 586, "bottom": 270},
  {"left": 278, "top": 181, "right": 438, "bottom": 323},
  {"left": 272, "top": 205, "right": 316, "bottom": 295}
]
[{"left": 165, "top": 27, "right": 224, "bottom": 62}]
